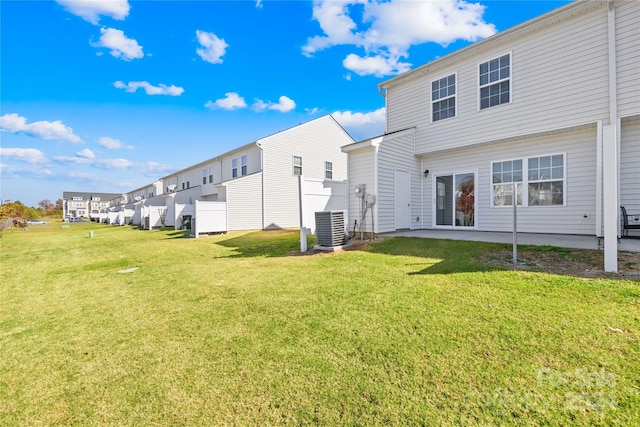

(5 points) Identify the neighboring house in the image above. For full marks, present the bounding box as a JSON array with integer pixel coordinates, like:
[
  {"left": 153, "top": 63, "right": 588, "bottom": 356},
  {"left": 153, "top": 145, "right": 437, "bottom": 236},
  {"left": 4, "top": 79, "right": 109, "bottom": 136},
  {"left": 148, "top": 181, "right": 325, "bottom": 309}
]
[
  {"left": 343, "top": 0, "right": 639, "bottom": 270},
  {"left": 152, "top": 114, "right": 352, "bottom": 231},
  {"left": 62, "top": 191, "right": 120, "bottom": 220}
]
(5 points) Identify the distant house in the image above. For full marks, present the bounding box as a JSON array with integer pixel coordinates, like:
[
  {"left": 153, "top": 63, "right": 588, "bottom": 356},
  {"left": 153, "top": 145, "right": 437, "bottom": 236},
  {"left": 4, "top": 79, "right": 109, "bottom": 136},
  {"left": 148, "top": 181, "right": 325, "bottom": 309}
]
[
  {"left": 133, "top": 115, "right": 353, "bottom": 232},
  {"left": 342, "top": 0, "right": 639, "bottom": 270},
  {"left": 62, "top": 191, "right": 120, "bottom": 220}
]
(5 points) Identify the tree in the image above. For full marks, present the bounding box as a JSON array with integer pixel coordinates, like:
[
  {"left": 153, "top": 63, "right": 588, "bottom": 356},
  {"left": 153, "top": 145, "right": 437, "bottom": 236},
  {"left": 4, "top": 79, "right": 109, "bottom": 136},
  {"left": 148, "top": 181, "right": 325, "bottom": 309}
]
[{"left": 38, "top": 199, "right": 55, "bottom": 212}]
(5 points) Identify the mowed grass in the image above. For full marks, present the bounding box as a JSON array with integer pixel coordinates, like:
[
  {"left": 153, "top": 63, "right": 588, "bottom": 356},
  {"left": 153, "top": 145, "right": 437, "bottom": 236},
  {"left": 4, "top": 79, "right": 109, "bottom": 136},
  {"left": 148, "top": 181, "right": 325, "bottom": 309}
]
[{"left": 1, "top": 223, "right": 639, "bottom": 426}]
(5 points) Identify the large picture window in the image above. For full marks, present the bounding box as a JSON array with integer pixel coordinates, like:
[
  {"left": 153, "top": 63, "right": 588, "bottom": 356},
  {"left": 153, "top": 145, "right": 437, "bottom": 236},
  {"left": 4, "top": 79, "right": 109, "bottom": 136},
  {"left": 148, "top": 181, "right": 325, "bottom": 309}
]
[
  {"left": 432, "top": 74, "right": 456, "bottom": 122},
  {"left": 479, "top": 54, "right": 510, "bottom": 109},
  {"left": 491, "top": 153, "right": 564, "bottom": 207}
]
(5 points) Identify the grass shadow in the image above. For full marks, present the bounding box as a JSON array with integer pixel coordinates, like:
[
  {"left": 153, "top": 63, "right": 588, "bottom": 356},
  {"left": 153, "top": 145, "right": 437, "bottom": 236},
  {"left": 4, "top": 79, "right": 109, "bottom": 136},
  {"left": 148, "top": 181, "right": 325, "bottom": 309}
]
[
  {"left": 210, "top": 229, "right": 310, "bottom": 258},
  {"left": 366, "top": 237, "right": 503, "bottom": 275}
]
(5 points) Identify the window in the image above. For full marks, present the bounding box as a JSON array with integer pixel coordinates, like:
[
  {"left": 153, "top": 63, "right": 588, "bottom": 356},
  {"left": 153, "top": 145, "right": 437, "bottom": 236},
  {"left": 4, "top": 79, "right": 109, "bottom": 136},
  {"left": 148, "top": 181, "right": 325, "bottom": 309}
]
[
  {"left": 479, "top": 54, "right": 510, "bottom": 109},
  {"left": 93, "top": 197, "right": 100, "bottom": 201},
  {"left": 432, "top": 74, "right": 456, "bottom": 122},
  {"left": 72, "top": 196, "right": 83, "bottom": 201},
  {"left": 232, "top": 158, "right": 238, "bottom": 178},
  {"left": 72, "top": 201, "right": 83, "bottom": 207},
  {"left": 492, "top": 159, "right": 523, "bottom": 206},
  {"left": 202, "top": 168, "right": 207, "bottom": 185},
  {"left": 528, "top": 154, "right": 564, "bottom": 205},
  {"left": 325, "top": 161, "right": 333, "bottom": 179},
  {"left": 491, "top": 154, "right": 564, "bottom": 207},
  {"left": 241, "top": 155, "right": 247, "bottom": 176},
  {"left": 293, "top": 156, "right": 302, "bottom": 176},
  {"left": 209, "top": 167, "right": 213, "bottom": 184}
]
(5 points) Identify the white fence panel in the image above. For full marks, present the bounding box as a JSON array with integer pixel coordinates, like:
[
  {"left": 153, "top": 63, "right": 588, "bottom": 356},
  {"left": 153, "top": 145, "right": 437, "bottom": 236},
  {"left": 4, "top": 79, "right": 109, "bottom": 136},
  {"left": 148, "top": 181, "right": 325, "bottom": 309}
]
[
  {"left": 194, "top": 200, "right": 227, "bottom": 238},
  {"left": 300, "top": 178, "right": 348, "bottom": 234}
]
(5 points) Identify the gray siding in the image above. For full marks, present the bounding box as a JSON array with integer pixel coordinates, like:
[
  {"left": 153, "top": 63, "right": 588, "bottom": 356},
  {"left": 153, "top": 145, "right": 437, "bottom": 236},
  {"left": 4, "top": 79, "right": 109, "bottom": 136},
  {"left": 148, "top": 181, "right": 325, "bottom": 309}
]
[
  {"left": 225, "top": 173, "right": 263, "bottom": 231},
  {"left": 620, "top": 120, "right": 640, "bottom": 214},
  {"left": 616, "top": 0, "right": 640, "bottom": 118},
  {"left": 262, "top": 116, "right": 351, "bottom": 229},
  {"left": 377, "top": 133, "right": 422, "bottom": 232},
  {"left": 422, "top": 128, "right": 598, "bottom": 235}
]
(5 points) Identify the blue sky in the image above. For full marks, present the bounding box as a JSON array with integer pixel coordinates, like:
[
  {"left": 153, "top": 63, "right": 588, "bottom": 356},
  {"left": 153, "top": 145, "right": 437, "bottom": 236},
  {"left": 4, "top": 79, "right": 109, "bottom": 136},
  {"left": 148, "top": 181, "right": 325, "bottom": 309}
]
[{"left": 1, "top": 0, "right": 570, "bottom": 207}]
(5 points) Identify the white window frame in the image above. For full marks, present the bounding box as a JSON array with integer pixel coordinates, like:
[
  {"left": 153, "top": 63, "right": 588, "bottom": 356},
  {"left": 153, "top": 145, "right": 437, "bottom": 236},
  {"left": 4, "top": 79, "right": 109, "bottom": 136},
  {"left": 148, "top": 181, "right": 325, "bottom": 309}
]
[
  {"left": 209, "top": 166, "right": 213, "bottom": 184},
  {"left": 72, "top": 196, "right": 83, "bottom": 201},
  {"left": 202, "top": 168, "right": 207, "bottom": 185},
  {"left": 232, "top": 158, "right": 238, "bottom": 178},
  {"left": 431, "top": 73, "right": 457, "bottom": 123},
  {"left": 491, "top": 152, "right": 566, "bottom": 207},
  {"left": 293, "top": 156, "right": 302, "bottom": 176},
  {"left": 325, "top": 161, "right": 333, "bottom": 180},
  {"left": 241, "top": 155, "right": 247, "bottom": 176},
  {"left": 478, "top": 52, "right": 512, "bottom": 110}
]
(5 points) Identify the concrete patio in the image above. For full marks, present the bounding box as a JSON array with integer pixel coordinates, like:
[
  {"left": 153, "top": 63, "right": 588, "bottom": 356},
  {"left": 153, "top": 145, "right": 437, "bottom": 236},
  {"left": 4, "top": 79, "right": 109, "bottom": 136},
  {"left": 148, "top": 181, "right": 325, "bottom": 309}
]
[{"left": 383, "top": 229, "right": 640, "bottom": 253}]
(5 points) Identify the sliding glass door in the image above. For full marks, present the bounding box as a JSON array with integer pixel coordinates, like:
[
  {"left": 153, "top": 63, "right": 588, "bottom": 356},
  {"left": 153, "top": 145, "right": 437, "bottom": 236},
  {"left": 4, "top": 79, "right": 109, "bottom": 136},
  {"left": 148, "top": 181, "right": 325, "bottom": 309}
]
[{"left": 435, "top": 173, "right": 475, "bottom": 227}]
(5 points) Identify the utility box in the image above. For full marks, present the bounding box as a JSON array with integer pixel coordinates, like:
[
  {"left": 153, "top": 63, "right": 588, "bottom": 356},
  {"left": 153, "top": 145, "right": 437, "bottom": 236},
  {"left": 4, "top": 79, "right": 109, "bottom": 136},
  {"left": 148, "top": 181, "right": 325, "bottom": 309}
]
[{"left": 315, "top": 211, "right": 346, "bottom": 247}]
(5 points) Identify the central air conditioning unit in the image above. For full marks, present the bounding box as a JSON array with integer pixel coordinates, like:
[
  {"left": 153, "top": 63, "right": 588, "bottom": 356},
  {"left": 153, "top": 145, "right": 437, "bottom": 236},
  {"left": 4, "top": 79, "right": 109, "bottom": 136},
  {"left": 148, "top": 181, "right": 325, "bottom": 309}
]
[{"left": 315, "top": 210, "right": 346, "bottom": 247}]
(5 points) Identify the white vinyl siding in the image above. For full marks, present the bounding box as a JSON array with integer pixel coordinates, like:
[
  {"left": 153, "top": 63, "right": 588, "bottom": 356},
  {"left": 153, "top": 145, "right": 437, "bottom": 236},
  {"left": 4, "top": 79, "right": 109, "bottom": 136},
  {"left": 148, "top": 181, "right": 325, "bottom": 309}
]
[
  {"left": 345, "top": 147, "right": 376, "bottom": 234},
  {"left": 225, "top": 173, "right": 263, "bottom": 231},
  {"left": 616, "top": 1, "right": 640, "bottom": 118},
  {"left": 385, "top": 4, "right": 611, "bottom": 155},
  {"left": 262, "top": 115, "right": 349, "bottom": 230},
  {"left": 377, "top": 132, "right": 421, "bottom": 233},
  {"left": 620, "top": 120, "right": 640, "bottom": 215},
  {"left": 422, "top": 128, "right": 596, "bottom": 234}
]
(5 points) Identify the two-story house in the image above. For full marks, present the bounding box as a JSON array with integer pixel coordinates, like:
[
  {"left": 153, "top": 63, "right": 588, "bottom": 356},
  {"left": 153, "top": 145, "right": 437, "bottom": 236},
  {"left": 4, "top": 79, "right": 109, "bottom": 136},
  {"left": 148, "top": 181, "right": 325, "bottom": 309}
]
[
  {"left": 343, "top": 0, "right": 639, "bottom": 271},
  {"left": 147, "top": 114, "right": 353, "bottom": 231}
]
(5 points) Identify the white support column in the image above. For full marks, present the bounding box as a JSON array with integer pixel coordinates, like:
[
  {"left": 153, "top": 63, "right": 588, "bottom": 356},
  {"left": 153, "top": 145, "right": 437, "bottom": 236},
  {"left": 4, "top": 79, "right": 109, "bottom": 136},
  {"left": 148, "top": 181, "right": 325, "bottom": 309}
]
[{"left": 603, "top": 125, "right": 618, "bottom": 272}]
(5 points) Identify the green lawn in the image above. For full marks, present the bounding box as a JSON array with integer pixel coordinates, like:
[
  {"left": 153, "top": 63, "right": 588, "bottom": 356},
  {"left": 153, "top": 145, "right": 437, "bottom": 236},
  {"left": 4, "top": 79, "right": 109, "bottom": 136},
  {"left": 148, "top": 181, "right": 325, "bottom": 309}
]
[{"left": 1, "top": 222, "right": 638, "bottom": 426}]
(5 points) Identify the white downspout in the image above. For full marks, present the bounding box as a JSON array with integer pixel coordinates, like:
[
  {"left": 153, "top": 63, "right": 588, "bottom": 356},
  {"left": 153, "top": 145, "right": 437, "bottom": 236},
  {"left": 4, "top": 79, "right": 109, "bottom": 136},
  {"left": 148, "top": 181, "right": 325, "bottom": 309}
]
[{"left": 603, "top": 0, "right": 618, "bottom": 272}]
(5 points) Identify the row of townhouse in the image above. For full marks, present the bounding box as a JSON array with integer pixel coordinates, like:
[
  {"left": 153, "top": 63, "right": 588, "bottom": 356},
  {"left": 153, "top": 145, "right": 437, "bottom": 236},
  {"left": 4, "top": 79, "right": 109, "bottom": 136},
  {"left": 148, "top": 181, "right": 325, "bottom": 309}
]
[
  {"left": 62, "top": 191, "right": 121, "bottom": 219},
  {"left": 64, "top": 0, "right": 638, "bottom": 271},
  {"left": 77, "top": 115, "right": 353, "bottom": 231}
]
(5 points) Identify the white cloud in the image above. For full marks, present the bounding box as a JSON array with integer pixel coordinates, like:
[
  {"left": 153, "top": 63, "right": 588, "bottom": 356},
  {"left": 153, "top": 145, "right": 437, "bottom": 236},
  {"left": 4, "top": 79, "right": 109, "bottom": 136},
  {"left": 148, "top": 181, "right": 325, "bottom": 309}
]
[
  {"left": 114, "top": 80, "right": 184, "bottom": 96},
  {"left": 56, "top": 0, "right": 130, "bottom": 24},
  {"left": 0, "top": 113, "right": 82, "bottom": 143},
  {"left": 92, "top": 27, "right": 143, "bottom": 61},
  {"left": 252, "top": 96, "right": 296, "bottom": 113},
  {"left": 54, "top": 155, "right": 135, "bottom": 169},
  {"left": 255, "top": 0, "right": 263, "bottom": 8},
  {"left": 303, "top": 0, "right": 496, "bottom": 76},
  {"left": 76, "top": 148, "right": 95, "bottom": 159},
  {"left": 0, "top": 148, "right": 47, "bottom": 164},
  {"left": 343, "top": 53, "right": 411, "bottom": 77},
  {"left": 97, "top": 136, "right": 133, "bottom": 149},
  {"left": 332, "top": 107, "right": 385, "bottom": 128},
  {"left": 304, "top": 107, "right": 321, "bottom": 115},
  {"left": 196, "top": 30, "right": 229, "bottom": 64},
  {"left": 205, "top": 92, "right": 247, "bottom": 110}
]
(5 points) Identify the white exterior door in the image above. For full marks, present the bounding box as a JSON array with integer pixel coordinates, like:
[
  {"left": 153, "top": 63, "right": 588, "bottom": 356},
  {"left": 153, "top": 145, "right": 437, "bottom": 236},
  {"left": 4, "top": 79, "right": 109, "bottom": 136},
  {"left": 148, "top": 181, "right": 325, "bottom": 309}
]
[{"left": 395, "top": 170, "right": 411, "bottom": 230}]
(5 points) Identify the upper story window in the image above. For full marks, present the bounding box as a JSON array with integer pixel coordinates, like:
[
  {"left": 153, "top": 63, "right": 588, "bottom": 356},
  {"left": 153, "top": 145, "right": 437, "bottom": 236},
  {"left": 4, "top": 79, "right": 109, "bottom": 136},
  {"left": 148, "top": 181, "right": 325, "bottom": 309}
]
[
  {"left": 431, "top": 74, "right": 456, "bottom": 122},
  {"left": 202, "top": 168, "right": 207, "bottom": 185},
  {"left": 72, "top": 196, "right": 83, "bottom": 201},
  {"left": 232, "top": 158, "right": 238, "bottom": 178},
  {"left": 209, "top": 166, "right": 213, "bottom": 184},
  {"left": 241, "top": 155, "right": 247, "bottom": 176},
  {"left": 293, "top": 156, "right": 302, "bottom": 176},
  {"left": 72, "top": 201, "right": 83, "bottom": 207},
  {"left": 325, "top": 161, "right": 333, "bottom": 179},
  {"left": 479, "top": 54, "right": 510, "bottom": 110},
  {"left": 93, "top": 197, "right": 100, "bottom": 201}
]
